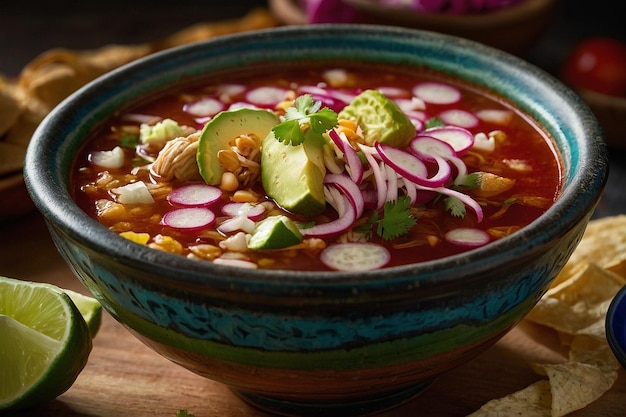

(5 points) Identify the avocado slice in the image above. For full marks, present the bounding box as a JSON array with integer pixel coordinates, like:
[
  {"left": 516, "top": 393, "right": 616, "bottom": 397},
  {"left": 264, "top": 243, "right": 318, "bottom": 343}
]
[
  {"left": 197, "top": 108, "right": 279, "bottom": 185},
  {"left": 248, "top": 215, "right": 303, "bottom": 250},
  {"left": 261, "top": 131, "right": 326, "bottom": 216},
  {"left": 338, "top": 89, "right": 416, "bottom": 148}
]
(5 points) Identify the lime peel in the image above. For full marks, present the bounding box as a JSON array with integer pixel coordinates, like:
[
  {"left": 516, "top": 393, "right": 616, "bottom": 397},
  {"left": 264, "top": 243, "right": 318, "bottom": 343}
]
[{"left": 0, "top": 276, "right": 96, "bottom": 411}]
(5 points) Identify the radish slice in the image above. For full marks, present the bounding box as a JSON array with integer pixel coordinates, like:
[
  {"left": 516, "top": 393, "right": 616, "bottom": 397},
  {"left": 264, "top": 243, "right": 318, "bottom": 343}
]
[
  {"left": 377, "top": 86, "right": 411, "bottom": 98},
  {"left": 328, "top": 129, "right": 363, "bottom": 184},
  {"left": 161, "top": 207, "right": 216, "bottom": 230},
  {"left": 183, "top": 97, "right": 225, "bottom": 117},
  {"left": 245, "top": 87, "right": 289, "bottom": 107},
  {"left": 375, "top": 142, "right": 449, "bottom": 188},
  {"left": 298, "top": 85, "right": 355, "bottom": 107},
  {"left": 167, "top": 184, "right": 222, "bottom": 207},
  {"left": 320, "top": 242, "right": 391, "bottom": 271},
  {"left": 221, "top": 202, "right": 266, "bottom": 220},
  {"left": 409, "top": 136, "right": 463, "bottom": 182},
  {"left": 475, "top": 109, "right": 513, "bottom": 125},
  {"left": 420, "top": 126, "right": 474, "bottom": 155},
  {"left": 445, "top": 228, "right": 491, "bottom": 247},
  {"left": 216, "top": 84, "right": 246, "bottom": 102},
  {"left": 410, "top": 135, "right": 456, "bottom": 159},
  {"left": 438, "top": 109, "right": 479, "bottom": 129},
  {"left": 413, "top": 82, "right": 461, "bottom": 105}
]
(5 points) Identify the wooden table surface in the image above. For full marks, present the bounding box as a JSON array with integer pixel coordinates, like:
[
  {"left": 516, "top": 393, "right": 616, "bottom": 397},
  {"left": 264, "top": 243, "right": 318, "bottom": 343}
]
[{"left": 1, "top": 211, "right": 625, "bottom": 417}]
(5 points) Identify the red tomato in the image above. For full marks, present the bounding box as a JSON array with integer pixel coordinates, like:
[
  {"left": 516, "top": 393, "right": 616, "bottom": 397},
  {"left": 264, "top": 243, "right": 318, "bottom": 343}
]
[{"left": 560, "top": 37, "right": 626, "bottom": 97}]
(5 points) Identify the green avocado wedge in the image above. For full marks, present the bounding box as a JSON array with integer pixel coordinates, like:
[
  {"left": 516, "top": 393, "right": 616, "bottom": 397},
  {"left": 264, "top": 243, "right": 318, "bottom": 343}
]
[
  {"left": 261, "top": 131, "right": 326, "bottom": 216},
  {"left": 197, "top": 108, "right": 280, "bottom": 185},
  {"left": 338, "top": 89, "right": 416, "bottom": 148}
]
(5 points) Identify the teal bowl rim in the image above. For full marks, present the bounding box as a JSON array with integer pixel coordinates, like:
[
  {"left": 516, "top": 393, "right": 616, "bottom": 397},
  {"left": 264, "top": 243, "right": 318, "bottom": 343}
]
[{"left": 24, "top": 24, "right": 608, "bottom": 293}]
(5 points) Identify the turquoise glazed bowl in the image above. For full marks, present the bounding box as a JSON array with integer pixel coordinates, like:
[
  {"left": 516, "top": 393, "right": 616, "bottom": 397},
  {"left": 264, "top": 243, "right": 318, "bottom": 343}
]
[{"left": 24, "top": 25, "right": 607, "bottom": 416}]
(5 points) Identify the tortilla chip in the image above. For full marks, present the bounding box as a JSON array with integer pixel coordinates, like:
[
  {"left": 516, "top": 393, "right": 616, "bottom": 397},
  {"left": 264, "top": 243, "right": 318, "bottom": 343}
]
[
  {"left": 540, "top": 362, "right": 617, "bottom": 417},
  {"left": 526, "top": 262, "right": 625, "bottom": 334},
  {"left": 557, "top": 215, "right": 626, "bottom": 280},
  {"left": 467, "top": 380, "right": 552, "bottom": 417},
  {"left": 0, "top": 81, "right": 23, "bottom": 136}
]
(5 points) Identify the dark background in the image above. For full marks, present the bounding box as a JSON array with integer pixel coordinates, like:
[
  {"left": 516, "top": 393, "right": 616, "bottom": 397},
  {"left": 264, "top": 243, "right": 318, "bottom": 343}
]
[{"left": 1, "top": 0, "right": 624, "bottom": 77}]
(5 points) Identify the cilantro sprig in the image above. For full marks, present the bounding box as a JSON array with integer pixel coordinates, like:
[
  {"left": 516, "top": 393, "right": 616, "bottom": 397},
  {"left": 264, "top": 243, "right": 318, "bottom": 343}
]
[
  {"left": 357, "top": 196, "right": 417, "bottom": 240},
  {"left": 272, "top": 94, "right": 338, "bottom": 146}
]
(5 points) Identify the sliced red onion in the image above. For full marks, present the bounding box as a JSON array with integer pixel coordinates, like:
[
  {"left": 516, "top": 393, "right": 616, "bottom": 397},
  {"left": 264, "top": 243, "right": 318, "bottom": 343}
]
[
  {"left": 419, "top": 126, "right": 474, "bottom": 155},
  {"left": 385, "top": 164, "right": 398, "bottom": 203},
  {"left": 297, "top": 85, "right": 355, "bottom": 107},
  {"left": 161, "top": 207, "right": 216, "bottom": 230},
  {"left": 167, "top": 184, "right": 222, "bottom": 207},
  {"left": 328, "top": 129, "right": 364, "bottom": 184},
  {"left": 445, "top": 227, "right": 491, "bottom": 247},
  {"left": 416, "top": 184, "right": 483, "bottom": 222},
  {"left": 358, "top": 144, "right": 387, "bottom": 209},
  {"left": 221, "top": 202, "right": 266, "bottom": 221},
  {"left": 438, "top": 109, "right": 479, "bottom": 129},
  {"left": 324, "top": 173, "right": 365, "bottom": 218},
  {"left": 183, "top": 97, "right": 225, "bottom": 117},
  {"left": 300, "top": 187, "right": 356, "bottom": 238},
  {"left": 375, "top": 142, "right": 449, "bottom": 188},
  {"left": 412, "top": 82, "right": 461, "bottom": 105},
  {"left": 320, "top": 242, "right": 391, "bottom": 271},
  {"left": 398, "top": 178, "right": 417, "bottom": 205}
]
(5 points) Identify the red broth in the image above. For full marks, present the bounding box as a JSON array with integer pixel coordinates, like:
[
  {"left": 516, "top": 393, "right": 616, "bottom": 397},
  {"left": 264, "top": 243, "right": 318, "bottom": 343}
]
[{"left": 71, "top": 64, "right": 562, "bottom": 271}]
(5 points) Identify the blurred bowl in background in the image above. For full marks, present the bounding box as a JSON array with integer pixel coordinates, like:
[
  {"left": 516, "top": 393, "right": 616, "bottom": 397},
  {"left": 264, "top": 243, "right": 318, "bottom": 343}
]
[
  {"left": 269, "top": 0, "right": 561, "bottom": 55},
  {"left": 572, "top": 88, "right": 626, "bottom": 149}
]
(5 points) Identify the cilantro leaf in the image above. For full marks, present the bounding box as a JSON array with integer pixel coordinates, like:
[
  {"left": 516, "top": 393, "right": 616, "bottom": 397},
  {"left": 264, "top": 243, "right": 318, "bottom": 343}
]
[
  {"left": 376, "top": 196, "right": 416, "bottom": 240},
  {"left": 444, "top": 196, "right": 466, "bottom": 218},
  {"left": 272, "top": 119, "right": 305, "bottom": 146},
  {"left": 424, "top": 116, "right": 445, "bottom": 130},
  {"left": 272, "top": 94, "right": 338, "bottom": 146}
]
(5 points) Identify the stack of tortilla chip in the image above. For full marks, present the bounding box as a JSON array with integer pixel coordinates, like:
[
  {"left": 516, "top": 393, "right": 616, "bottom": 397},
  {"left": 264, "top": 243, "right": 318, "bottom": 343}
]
[
  {"left": 0, "top": 8, "right": 278, "bottom": 218},
  {"left": 470, "top": 215, "right": 626, "bottom": 416}
]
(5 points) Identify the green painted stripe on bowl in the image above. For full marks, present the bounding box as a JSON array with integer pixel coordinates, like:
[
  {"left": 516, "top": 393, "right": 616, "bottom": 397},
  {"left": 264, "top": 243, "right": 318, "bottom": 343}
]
[{"left": 112, "top": 297, "right": 534, "bottom": 371}]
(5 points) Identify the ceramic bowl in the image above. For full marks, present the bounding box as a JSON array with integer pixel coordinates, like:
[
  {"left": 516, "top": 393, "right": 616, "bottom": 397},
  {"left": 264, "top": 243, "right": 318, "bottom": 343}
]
[
  {"left": 607, "top": 285, "right": 626, "bottom": 368},
  {"left": 24, "top": 25, "right": 607, "bottom": 416},
  {"left": 269, "top": 0, "right": 561, "bottom": 55}
]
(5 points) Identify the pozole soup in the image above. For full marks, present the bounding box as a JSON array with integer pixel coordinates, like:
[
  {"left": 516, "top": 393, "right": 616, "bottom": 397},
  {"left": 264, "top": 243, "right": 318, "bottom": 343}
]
[{"left": 72, "top": 63, "right": 562, "bottom": 271}]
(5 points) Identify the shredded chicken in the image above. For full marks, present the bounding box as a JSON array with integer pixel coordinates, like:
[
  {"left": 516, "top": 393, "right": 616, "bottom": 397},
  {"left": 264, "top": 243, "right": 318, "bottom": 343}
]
[{"left": 150, "top": 131, "right": 202, "bottom": 181}]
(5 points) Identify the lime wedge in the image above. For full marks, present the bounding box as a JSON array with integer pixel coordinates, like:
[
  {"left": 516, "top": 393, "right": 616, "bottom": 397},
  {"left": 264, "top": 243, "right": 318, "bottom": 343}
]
[
  {"left": 65, "top": 289, "right": 103, "bottom": 338},
  {"left": 338, "top": 89, "right": 416, "bottom": 147},
  {"left": 0, "top": 276, "right": 93, "bottom": 411},
  {"left": 248, "top": 215, "right": 303, "bottom": 250}
]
